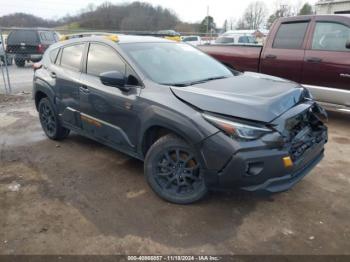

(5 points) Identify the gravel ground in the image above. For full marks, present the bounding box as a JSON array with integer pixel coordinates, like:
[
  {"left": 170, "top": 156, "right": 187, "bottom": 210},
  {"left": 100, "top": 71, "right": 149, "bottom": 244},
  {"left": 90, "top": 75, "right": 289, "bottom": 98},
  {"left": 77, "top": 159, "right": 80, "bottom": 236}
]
[{"left": 0, "top": 94, "right": 349, "bottom": 255}]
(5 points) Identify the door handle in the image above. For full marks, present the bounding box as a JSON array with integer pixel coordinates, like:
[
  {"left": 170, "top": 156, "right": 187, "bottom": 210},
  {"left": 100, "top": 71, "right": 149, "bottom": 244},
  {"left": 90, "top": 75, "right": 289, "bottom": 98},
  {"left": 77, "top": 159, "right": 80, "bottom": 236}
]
[
  {"left": 50, "top": 72, "right": 56, "bottom": 78},
  {"left": 305, "top": 57, "right": 322, "bottom": 63},
  {"left": 265, "top": 54, "right": 277, "bottom": 59},
  {"left": 340, "top": 73, "right": 350, "bottom": 78},
  {"left": 79, "top": 85, "right": 90, "bottom": 93}
]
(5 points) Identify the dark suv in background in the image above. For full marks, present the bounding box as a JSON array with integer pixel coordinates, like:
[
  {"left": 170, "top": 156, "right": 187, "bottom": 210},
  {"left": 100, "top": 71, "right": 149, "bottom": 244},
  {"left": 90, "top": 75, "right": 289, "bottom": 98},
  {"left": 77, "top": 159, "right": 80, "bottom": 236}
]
[
  {"left": 33, "top": 34, "right": 327, "bottom": 204},
  {"left": 6, "top": 29, "right": 58, "bottom": 67}
]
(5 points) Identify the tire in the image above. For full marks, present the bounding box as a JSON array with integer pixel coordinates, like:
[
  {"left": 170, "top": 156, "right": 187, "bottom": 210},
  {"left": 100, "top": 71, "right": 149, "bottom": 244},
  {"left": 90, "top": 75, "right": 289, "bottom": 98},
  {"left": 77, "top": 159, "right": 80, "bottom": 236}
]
[
  {"left": 38, "top": 98, "right": 70, "bottom": 140},
  {"left": 145, "top": 134, "right": 208, "bottom": 204},
  {"left": 15, "top": 58, "right": 25, "bottom": 67}
]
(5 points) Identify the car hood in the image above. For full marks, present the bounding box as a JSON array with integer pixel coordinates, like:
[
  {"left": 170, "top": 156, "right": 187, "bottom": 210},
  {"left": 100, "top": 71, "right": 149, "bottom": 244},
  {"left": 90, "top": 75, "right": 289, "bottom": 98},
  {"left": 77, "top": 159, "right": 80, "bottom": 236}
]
[{"left": 171, "top": 72, "right": 307, "bottom": 123}]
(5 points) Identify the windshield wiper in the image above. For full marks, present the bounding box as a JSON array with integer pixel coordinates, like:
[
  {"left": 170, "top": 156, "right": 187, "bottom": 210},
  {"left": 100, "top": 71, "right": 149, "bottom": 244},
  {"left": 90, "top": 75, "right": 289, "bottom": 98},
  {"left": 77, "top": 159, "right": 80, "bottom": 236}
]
[
  {"left": 162, "top": 76, "right": 229, "bottom": 87},
  {"left": 189, "top": 76, "right": 228, "bottom": 85}
]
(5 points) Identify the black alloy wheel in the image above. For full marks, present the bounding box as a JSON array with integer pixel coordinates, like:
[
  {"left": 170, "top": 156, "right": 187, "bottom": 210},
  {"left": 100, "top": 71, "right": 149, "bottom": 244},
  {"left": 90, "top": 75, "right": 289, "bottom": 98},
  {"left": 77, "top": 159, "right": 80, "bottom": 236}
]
[
  {"left": 38, "top": 98, "right": 70, "bottom": 140},
  {"left": 145, "top": 135, "right": 207, "bottom": 204}
]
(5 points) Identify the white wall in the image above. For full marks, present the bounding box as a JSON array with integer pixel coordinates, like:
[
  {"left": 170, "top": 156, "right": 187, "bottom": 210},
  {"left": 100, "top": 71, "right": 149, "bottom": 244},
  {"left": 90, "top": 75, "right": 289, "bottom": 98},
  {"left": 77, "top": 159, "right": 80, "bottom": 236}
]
[{"left": 316, "top": 0, "right": 350, "bottom": 14}]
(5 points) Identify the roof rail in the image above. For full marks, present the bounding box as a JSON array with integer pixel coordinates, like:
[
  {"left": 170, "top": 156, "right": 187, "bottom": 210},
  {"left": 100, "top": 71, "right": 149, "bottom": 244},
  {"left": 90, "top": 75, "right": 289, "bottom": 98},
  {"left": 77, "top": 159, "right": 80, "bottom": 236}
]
[{"left": 59, "top": 32, "right": 119, "bottom": 42}]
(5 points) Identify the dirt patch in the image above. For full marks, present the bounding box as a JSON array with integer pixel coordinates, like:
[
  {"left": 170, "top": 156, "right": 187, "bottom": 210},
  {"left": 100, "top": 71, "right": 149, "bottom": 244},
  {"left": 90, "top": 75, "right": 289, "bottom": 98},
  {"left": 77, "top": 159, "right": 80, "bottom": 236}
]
[
  {"left": 333, "top": 136, "right": 350, "bottom": 144},
  {"left": 0, "top": 94, "right": 28, "bottom": 103}
]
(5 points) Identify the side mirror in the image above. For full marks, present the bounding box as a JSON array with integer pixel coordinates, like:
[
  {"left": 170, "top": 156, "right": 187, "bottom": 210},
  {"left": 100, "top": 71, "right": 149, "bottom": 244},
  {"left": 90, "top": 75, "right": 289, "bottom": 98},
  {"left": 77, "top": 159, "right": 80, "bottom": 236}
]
[
  {"left": 100, "top": 71, "right": 130, "bottom": 92},
  {"left": 346, "top": 40, "right": 350, "bottom": 49}
]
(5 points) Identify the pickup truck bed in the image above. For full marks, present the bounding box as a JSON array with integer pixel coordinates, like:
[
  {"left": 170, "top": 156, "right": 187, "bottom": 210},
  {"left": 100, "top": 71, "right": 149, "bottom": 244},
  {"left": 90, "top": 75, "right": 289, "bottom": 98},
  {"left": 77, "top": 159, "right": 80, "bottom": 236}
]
[{"left": 200, "top": 15, "right": 350, "bottom": 111}]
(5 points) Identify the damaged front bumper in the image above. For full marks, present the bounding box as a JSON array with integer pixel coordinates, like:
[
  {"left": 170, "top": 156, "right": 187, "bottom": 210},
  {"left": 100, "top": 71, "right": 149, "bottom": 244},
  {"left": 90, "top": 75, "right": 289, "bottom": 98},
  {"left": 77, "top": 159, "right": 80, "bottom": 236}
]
[
  {"left": 241, "top": 139, "right": 325, "bottom": 193},
  {"left": 200, "top": 101, "right": 328, "bottom": 193}
]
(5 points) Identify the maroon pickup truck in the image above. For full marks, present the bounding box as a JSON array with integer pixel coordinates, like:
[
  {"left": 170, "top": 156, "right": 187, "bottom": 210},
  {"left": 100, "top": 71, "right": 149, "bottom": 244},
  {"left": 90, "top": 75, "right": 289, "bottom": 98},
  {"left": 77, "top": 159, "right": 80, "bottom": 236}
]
[{"left": 200, "top": 15, "right": 350, "bottom": 111}]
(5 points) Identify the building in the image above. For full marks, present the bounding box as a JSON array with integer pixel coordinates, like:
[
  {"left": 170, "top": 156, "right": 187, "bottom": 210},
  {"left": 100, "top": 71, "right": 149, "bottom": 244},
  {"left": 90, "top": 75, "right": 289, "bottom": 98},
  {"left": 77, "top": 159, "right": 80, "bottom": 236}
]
[{"left": 315, "top": 0, "right": 350, "bottom": 14}]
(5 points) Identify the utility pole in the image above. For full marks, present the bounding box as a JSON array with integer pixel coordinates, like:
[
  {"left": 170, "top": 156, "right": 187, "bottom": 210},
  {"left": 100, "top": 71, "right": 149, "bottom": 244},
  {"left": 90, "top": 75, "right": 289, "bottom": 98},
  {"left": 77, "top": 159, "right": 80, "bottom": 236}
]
[{"left": 206, "top": 6, "right": 209, "bottom": 36}]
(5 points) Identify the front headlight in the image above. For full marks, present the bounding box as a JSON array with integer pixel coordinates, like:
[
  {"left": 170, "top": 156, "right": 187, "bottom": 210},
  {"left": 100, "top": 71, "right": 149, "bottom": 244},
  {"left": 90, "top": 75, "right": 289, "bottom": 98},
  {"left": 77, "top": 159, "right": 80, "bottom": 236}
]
[{"left": 203, "top": 113, "right": 272, "bottom": 140}]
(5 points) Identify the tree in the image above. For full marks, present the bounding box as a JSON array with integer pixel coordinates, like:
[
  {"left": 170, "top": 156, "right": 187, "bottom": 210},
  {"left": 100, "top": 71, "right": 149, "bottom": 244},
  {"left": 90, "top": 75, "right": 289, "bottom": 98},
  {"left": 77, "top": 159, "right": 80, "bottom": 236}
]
[
  {"left": 0, "top": 13, "right": 59, "bottom": 27},
  {"left": 175, "top": 22, "right": 200, "bottom": 33},
  {"left": 236, "top": 18, "right": 248, "bottom": 30},
  {"left": 222, "top": 19, "right": 228, "bottom": 33},
  {"left": 266, "top": 4, "right": 292, "bottom": 29},
  {"left": 299, "top": 3, "right": 313, "bottom": 15},
  {"left": 241, "top": 1, "right": 268, "bottom": 30},
  {"left": 199, "top": 16, "right": 216, "bottom": 33}
]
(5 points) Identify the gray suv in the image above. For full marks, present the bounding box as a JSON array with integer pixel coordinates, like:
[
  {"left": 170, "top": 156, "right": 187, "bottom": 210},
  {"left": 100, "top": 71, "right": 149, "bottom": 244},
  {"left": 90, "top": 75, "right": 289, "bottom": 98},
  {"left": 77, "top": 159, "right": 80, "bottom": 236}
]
[{"left": 33, "top": 34, "right": 327, "bottom": 204}]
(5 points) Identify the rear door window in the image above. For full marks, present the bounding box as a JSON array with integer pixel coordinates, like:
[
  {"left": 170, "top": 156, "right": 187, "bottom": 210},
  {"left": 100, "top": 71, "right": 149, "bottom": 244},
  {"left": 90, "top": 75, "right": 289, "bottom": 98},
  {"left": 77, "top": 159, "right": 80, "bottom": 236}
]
[
  {"left": 87, "top": 43, "right": 126, "bottom": 77},
  {"left": 273, "top": 22, "right": 309, "bottom": 49},
  {"left": 311, "top": 22, "right": 350, "bottom": 51},
  {"left": 60, "top": 44, "right": 85, "bottom": 72},
  {"left": 7, "top": 30, "right": 39, "bottom": 45}
]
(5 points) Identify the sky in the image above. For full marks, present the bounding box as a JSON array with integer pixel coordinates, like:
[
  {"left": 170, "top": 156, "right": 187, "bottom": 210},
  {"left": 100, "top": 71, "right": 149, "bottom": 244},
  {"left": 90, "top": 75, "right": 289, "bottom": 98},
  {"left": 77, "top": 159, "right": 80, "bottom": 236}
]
[{"left": 0, "top": 0, "right": 318, "bottom": 25}]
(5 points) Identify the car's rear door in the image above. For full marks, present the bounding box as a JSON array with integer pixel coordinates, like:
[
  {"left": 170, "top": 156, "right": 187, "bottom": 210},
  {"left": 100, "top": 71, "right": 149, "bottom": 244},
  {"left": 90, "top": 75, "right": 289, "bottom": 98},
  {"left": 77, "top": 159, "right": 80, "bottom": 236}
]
[
  {"left": 260, "top": 19, "right": 311, "bottom": 83},
  {"left": 301, "top": 17, "right": 350, "bottom": 105},
  {"left": 54, "top": 43, "right": 86, "bottom": 127},
  {"left": 79, "top": 42, "right": 142, "bottom": 151}
]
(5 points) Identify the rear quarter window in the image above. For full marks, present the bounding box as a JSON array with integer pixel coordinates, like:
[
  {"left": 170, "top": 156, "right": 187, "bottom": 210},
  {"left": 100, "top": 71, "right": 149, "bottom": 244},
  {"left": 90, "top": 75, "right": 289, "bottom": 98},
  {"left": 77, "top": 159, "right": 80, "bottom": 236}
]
[
  {"left": 49, "top": 48, "right": 60, "bottom": 63},
  {"left": 273, "top": 22, "right": 309, "bottom": 49},
  {"left": 39, "top": 31, "right": 56, "bottom": 43},
  {"left": 7, "top": 30, "right": 39, "bottom": 45}
]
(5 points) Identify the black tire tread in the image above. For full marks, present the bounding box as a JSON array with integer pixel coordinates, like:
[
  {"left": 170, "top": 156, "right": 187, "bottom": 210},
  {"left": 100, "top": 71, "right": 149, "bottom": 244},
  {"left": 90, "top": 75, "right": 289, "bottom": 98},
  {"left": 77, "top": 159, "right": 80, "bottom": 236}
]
[{"left": 38, "top": 98, "right": 70, "bottom": 140}]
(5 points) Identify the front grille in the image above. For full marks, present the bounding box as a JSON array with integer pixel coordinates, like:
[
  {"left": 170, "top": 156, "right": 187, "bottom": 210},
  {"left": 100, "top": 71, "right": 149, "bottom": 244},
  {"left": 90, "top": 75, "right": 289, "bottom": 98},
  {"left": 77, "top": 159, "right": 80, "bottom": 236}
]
[{"left": 286, "top": 105, "right": 326, "bottom": 161}]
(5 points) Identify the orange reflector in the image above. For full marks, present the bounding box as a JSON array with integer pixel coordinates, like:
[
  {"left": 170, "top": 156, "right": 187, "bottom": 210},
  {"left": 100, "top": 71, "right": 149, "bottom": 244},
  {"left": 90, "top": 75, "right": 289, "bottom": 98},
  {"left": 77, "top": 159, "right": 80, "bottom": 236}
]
[{"left": 283, "top": 156, "right": 293, "bottom": 168}]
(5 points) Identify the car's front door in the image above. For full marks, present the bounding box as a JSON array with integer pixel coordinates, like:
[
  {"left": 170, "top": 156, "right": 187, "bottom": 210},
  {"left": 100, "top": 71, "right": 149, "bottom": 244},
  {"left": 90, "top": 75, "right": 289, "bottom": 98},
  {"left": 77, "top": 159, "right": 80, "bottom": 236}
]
[
  {"left": 79, "top": 42, "right": 142, "bottom": 152},
  {"left": 301, "top": 19, "right": 350, "bottom": 106}
]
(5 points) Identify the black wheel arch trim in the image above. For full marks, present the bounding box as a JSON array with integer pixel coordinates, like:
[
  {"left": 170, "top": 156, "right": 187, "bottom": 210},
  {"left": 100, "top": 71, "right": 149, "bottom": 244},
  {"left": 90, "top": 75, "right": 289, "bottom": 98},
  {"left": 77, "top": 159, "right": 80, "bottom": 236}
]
[
  {"left": 137, "top": 105, "right": 212, "bottom": 165},
  {"left": 33, "top": 79, "right": 56, "bottom": 111}
]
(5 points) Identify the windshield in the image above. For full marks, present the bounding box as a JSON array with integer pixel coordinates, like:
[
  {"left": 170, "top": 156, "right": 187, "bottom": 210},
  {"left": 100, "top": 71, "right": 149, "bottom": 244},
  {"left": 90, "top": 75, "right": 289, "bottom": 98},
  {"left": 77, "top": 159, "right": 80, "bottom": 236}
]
[
  {"left": 120, "top": 42, "right": 233, "bottom": 85},
  {"left": 183, "top": 37, "right": 198, "bottom": 42},
  {"left": 215, "top": 37, "right": 234, "bottom": 44}
]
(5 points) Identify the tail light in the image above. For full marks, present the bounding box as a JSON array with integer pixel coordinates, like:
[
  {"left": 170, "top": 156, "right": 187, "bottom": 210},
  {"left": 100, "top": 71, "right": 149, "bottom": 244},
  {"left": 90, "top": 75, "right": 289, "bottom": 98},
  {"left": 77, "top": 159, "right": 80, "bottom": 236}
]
[
  {"left": 37, "top": 44, "right": 45, "bottom": 53},
  {"left": 33, "top": 62, "right": 42, "bottom": 71}
]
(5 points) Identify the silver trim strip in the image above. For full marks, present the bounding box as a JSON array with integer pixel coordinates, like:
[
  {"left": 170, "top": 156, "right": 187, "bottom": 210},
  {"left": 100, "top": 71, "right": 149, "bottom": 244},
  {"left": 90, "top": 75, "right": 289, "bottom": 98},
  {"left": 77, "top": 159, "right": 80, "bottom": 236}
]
[{"left": 302, "top": 84, "right": 350, "bottom": 108}]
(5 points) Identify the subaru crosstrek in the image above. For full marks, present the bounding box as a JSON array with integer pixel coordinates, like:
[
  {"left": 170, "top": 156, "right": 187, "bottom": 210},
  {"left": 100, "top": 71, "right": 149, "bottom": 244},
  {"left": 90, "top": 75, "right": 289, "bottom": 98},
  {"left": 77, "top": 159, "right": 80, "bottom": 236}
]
[{"left": 33, "top": 35, "right": 327, "bottom": 204}]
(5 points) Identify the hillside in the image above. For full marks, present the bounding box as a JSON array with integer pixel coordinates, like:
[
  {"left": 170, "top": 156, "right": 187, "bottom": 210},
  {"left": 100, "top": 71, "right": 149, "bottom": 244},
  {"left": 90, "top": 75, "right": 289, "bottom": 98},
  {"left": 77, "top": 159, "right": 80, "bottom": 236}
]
[
  {"left": 0, "top": 13, "right": 58, "bottom": 28},
  {"left": 0, "top": 1, "right": 180, "bottom": 31}
]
